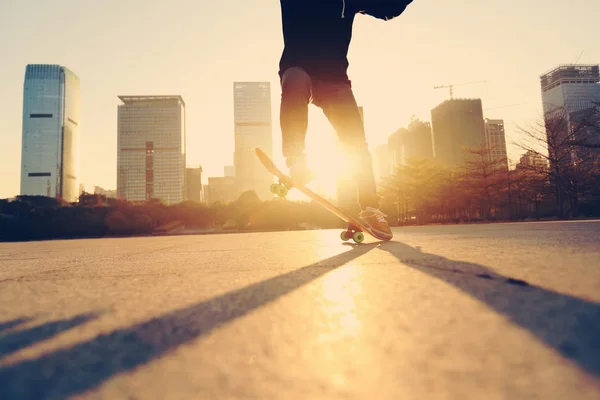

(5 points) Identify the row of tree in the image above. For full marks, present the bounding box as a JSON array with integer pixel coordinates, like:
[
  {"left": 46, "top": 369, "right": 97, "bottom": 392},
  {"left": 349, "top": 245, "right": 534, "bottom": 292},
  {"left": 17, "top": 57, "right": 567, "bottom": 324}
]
[
  {"left": 379, "top": 104, "right": 600, "bottom": 223},
  {"left": 0, "top": 191, "right": 344, "bottom": 242}
]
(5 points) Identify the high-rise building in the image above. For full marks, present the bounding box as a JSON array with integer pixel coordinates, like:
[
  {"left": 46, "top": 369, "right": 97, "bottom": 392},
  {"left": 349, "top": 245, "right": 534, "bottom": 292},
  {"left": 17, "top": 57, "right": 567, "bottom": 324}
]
[
  {"left": 540, "top": 65, "right": 600, "bottom": 156},
  {"left": 185, "top": 166, "right": 203, "bottom": 202},
  {"left": 431, "top": 99, "right": 487, "bottom": 166},
  {"left": 233, "top": 82, "right": 273, "bottom": 200},
  {"left": 407, "top": 118, "right": 434, "bottom": 160},
  {"left": 117, "top": 96, "right": 186, "bottom": 205},
  {"left": 541, "top": 65, "right": 600, "bottom": 116},
  {"left": 484, "top": 118, "right": 508, "bottom": 170},
  {"left": 388, "top": 118, "right": 434, "bottom": 169},
  {"left": 20, "top": 64, "right": 80, "bottom": 201}
]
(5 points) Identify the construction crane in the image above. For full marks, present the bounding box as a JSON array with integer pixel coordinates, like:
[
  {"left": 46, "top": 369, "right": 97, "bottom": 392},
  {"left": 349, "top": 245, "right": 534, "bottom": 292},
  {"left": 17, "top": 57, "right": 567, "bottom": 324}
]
[{"left": 434, "top": 80, "right": 487, "bottom": 99}]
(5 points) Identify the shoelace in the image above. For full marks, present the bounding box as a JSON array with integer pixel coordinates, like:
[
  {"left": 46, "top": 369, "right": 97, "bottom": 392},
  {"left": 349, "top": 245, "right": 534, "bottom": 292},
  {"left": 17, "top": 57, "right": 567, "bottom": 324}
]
[
  {"left": 363, "top": 208, "right": 388, "bottom": 224},
  {"left": 373, "top": 210, "right": 388, "bottom": 223}
]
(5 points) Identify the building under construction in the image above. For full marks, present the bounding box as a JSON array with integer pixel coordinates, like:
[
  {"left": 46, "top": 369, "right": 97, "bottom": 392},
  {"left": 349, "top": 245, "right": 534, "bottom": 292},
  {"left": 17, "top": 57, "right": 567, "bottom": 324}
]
[{"left": 430, "top": 99, "right": 487, "bottom": 166}]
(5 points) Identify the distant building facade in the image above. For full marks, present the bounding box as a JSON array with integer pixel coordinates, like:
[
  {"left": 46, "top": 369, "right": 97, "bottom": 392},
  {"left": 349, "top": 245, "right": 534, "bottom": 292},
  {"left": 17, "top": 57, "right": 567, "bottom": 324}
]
[
  {"left": 185, "top": 166, "right": 203, "bottom": 202},
  {"left": 94, "top": 186, "right": 117, "bottom": 198},
  {"left": 431, "top": 99, "right": 487, "bottom": 166},
  {"left": 484, "top": 118, "right": 508, "bottom": 170},
  {"left": 541, "top": 64, "right": 600, "bottom": 116},
  {"left": 20, "top": 64, "right": 80, "bottom": 201},
  {"left": 516, "top": 150, "right": 547, "bottom": 170},
  {"left": 388, "top": 118, "right": 434, "bottom": 168},
  {"left": 117, "top": 96, "right": 186, "bottom": 205},
  {"left": 233, "top": 82, "right": 273, "bottom": 200},
  {"left": 407, "top": 118, "right": 434, "bottom": 161},
  {"left": 205, "top": 176, "right": 237, "bottom": 205},
  {"left": 540, "top": 64, "right": 600, "bottom": 156}
]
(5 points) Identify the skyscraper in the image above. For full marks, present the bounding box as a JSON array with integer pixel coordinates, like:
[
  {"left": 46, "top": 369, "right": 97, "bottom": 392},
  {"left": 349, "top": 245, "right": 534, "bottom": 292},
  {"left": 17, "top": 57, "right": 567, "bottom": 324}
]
[
  {"left": 233, "top": 82, "right": 273, "bottom": 200},
  {"left": 20, "top": 64, "right": 80, "bottom": 201},
  {"left": 430, "top": 99, "right": 487, "bottom": 166},
  {"left": 389, "top": 118, "right": 435, "bottom": 169},
  {"left": 117, "top": 96, "right": 186, "bottom": 204},
  {"left": 484, "top": 118, "right": 508, "bottom": 170},
  {"left": 540, "top": 65, "right": 600, "bottom": 156},
  {"left": 541, "top": 65, "right": 600, "bottom": 116},
  {"left": 407, "top": 118, "right": 434, "bottom": 160}
]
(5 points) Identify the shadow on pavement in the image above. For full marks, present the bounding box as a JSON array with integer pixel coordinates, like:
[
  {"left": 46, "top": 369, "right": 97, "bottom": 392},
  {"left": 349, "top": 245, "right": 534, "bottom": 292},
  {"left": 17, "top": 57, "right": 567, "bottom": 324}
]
[
  {"left": 0, "top": 313, "right": 99, "bottom": 360},
  {"left": 0, "top": 243, "right": 377, "bottom": 400},
  {"left": 0, "top": 318, "right": 32, "bottom": 335},
  {"left": 378, "top": 241, "right": 600, "bottom": 380}
]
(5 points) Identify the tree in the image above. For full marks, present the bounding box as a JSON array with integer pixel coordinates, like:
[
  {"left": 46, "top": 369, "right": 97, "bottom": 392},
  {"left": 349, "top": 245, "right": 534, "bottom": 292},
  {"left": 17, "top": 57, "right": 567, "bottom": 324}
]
[
  {"left": 380, "top": 157, "right": 446, "bottom": 224},
  {"left": 516, "top": 105, "right": 600, "bottom": 217},
  {"left": 462, "top": 146, "right": 508, "bottom": 220}
]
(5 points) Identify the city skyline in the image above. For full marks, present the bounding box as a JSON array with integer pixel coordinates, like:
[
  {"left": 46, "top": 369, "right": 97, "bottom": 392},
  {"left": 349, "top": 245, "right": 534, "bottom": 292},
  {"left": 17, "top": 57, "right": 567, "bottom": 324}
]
[{"left": 1, "top": 0, "right": 600, "bottom": 198}]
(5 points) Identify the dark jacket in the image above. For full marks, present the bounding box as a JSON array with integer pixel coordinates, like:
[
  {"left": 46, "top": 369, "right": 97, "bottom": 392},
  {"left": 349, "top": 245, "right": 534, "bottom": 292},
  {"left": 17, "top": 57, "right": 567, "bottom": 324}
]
[{"left": 279, "top": 0, "right": 414, "bottom": 81}]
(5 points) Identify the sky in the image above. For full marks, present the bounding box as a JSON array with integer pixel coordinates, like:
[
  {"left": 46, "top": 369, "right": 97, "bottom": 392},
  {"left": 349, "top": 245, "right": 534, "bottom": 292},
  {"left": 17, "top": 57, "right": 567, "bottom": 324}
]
[{"left": 0, "top": 0, "right": 599, "bottom": 199}]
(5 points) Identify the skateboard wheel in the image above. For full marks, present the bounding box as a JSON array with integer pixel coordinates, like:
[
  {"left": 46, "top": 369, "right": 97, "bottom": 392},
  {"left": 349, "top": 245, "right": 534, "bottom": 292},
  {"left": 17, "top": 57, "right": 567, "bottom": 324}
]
[
  {"left": 352, "top": 232, "right": 364, "bottom": 243},
  {"left": 340, "top": 231, "right": 350, "bottom": 241},
  {"left": 276, "top": 185, "right": 288, "bottom": 197},
  {"left": 270, "top": 183, "right": 279, "bottom": 194}
]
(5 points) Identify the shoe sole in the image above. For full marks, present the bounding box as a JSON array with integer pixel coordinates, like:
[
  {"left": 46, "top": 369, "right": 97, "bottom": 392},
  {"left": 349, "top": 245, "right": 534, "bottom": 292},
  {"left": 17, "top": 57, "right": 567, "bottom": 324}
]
[
  {"left": 370, "top": 230, "right": 393, "bottom": 241},
  {"left": 361, "top": 224, "right": 393, "bottom": 241}
]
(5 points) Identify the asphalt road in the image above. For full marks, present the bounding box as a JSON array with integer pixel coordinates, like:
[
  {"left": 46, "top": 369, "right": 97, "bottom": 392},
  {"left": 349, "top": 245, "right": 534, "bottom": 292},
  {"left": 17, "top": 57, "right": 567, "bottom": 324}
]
[{"left": 0, "top": 221, "right": 599, "bottom": 399}]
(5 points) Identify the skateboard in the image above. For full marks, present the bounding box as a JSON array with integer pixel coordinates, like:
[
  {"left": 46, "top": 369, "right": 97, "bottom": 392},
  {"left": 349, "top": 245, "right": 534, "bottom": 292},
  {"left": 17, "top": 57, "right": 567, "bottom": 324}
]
[{"left": 255, "top": 148, "right": 383, "bottom": 243}]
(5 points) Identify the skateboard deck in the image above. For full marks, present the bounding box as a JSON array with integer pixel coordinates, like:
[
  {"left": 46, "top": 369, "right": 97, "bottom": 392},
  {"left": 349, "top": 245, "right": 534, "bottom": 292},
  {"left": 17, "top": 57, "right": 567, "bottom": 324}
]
[{"left": 255, "top": 148, "right": 383, "bottom": 243}]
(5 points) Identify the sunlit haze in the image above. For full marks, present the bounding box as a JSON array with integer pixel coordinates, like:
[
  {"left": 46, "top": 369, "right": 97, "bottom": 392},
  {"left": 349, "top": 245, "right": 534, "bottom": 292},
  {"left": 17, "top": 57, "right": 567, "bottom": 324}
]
[{"left": 1, "top": 0, "right": 599, "bottom": 198}]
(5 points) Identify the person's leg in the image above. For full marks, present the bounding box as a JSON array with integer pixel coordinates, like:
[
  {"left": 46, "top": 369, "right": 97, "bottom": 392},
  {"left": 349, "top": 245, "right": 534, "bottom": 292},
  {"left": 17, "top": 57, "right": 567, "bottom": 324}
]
[
  {"left": 312, "top": 80, "right": 392, "bottom": 240},
  {"left": 280, "top": 67, "right": 314, "bottom": 184},
  {"left": 312, "top": 80, "right": 378, "bottom": 208}
]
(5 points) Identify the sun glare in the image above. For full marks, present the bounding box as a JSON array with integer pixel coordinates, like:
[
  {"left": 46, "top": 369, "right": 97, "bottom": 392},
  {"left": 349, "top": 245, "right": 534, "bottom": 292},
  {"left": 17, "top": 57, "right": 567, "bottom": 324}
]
[
  {"left": 282, "top": 108, "right": 353, "bottom": 202},
  {"left": 317, "top": 264, "right": 364, "bottom": 342}
]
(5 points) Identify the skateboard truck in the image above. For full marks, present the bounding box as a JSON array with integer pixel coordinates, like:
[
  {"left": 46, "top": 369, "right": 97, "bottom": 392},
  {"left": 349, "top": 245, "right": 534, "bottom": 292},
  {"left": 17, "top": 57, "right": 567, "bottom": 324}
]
[
  {"left": 340, "top": 225, "right": 365, "bottom": 243},
  {"left": 270, "top": 179, "right": 293, "bottom": 197}
]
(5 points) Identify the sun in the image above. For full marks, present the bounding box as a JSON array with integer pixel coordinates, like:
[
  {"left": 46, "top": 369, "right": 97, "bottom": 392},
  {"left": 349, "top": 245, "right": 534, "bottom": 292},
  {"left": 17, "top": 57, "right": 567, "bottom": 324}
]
[
  {"left": 283, "top": 146, "right": 345, "bottom": 202},
  {"left": 278, "top": 106, "right": 367, "bottom": 203},
  {"left": 283, "top": 108, "right": 348, "bottom": 201}
]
